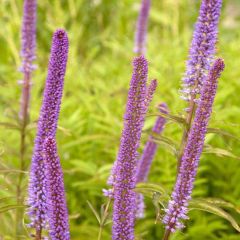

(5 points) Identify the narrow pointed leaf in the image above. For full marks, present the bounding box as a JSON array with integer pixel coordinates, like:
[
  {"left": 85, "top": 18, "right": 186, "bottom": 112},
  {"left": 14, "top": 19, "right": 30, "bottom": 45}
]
[
  {"left": 0, "top": 204, "right": 25, "bottom": 213},
  {"left": 207, "top": 128, "right": 240, "bottom": 142},
  {"left": 203, "top": 145, "right": 240, "bottom": 160},
  {"left": 87, "top": 201, "right": 101, "bottom": 224},
  {"left": 189, "top": 199, "right": 240, "bottom": 232},
  {"left": 148, "top": 112, "right": 186, "bottom": 125}
]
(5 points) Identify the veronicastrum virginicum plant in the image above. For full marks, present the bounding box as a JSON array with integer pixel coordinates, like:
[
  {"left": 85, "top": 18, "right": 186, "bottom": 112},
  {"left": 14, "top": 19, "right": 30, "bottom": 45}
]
[
  {"left": 163, "top": 58, "right": 225, "bottom": 239},
  {"left": 162, "top": 0, "right": 224, "bottom": 238},
  {"left": 2, "top": 0, "right": 240, "bottom": 239}
]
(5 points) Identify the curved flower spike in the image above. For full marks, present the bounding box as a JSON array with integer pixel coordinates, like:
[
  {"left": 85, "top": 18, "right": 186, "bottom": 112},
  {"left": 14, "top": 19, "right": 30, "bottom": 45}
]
[
  {"left": 28, "top": 29, "right": 69, "bottom": 236},
  {"left": 163, "top": 59, "right": 225, "bottom": 232}
]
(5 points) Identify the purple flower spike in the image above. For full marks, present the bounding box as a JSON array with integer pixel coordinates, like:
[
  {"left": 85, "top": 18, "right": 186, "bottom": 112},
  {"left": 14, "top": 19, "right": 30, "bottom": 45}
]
[
  {"left": 137, "top": 103, "right": 168, "bottom": 183},
  {"left": 19, "top": 0, "right": 37, "bottom": 121},
  {"left": 163, "top": 59, "right": 225, "bottom": 232},
  {"left": 181, "top": 0, "right": 222, "bottom": 101},
  {"left": 134, "top": 0, "right": 151, "bottom": 55},
  {"left": 112, "top": 56, "right": 152, "bottom": 240},
  {"left": 144, "top": 79, "right": 157, "bottom": 110},
  {"left": 28, "top": 29, "right": 69, "bottom": 235},
  {"left": 135, "top": 103, "right": 168, "bottom": 218},
  {"left": 107, "top": 79, "right": 157, "bottom": 193},
  {"left": 44, "top": 137, "right": 70, "bottom": 240}
]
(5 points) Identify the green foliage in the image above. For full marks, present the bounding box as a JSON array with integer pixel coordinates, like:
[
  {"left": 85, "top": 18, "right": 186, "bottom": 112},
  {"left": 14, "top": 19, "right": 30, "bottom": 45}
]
[{"left": 0, "top": 0, "right": 240, "bottom": 239}]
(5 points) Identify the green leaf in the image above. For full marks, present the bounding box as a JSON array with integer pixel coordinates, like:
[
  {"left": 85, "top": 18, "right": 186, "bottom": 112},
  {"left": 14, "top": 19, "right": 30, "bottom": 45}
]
[
  {"left": 135, "top": 182, "right": 169, "bottom": 200},
  {"left": 152, "top": 192, "right": 164, "bottom": 223},
  {"left": 192, "top": 198, "right": 240, "bottom": 214},
  {"left": 203, "top": 145, "right": 240, "bottom": 160},
  {"left": 87, "top": 201, "right": 101, "bottom": 224},
  {"left": 0, "top": 196, "right": 15, "bottom": 204},
  {"left": 207, "top": 128, "right": 240, "bottom": 142},
  {"left": 69, "top": 213, "right": 81, "bottom": 220},
  {"left": 71, "top": 160, "right": 97, "bottom": 176},
  {"left": 189, "top": 199, "right": 240, "bottom": 232},
  {"left": 0, "top": 204, "right": 25, "bottom": 213},
  {"left": 151, "top": 135, "right": 178, "bottom": 156},
  {"left": 147, "top": 112, "right": 186, "bottom": 125},
  {"left": 0, "top": 122, "right": 19, "bottom": 130}
]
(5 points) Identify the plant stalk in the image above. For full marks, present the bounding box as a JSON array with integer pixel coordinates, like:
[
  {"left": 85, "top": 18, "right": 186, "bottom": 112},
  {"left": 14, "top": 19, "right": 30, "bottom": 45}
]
[
  {"left": 163, "top": 228, "right": 171, "bottom": 240},
  {"left": 16, "top": 71, "right": 31, "bottom": 238},
  {"left": 177, "top": 97, "right": 196, "bottom": 171},
  {"left": 98, "top": 197, "right": 112, "bottom": 240},
  {"left": 35, "top": 228, "right": 42, "bottom": 240}
]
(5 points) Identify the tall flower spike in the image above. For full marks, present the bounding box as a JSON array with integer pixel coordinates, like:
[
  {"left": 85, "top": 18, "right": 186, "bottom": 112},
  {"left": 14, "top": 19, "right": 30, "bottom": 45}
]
[
  {"left": 106, "top": 79, "right": 157, "bottom": 191},
  {"left": 135, "top": 103, "right": 168, "bottom": 218},
  {"left": 163, "top": 59, "right": 224, "bottom": 232},
  {"left": 44, "top": 137, "right": 70, "bottom": 240},
  {"left": 112, "top": 56, "right": 154, "bottom": 240},
  {"left": 28, "top": 29, "right": 69, "bottom": 237},
  {"left": 19, "top": 0, "right": 37, "bottom": 121},
  {"left": 134, "top": 0, "right": 151, "bottom": 55},
  {"left": 181, "top": 0, "right": 222, "bottom": 102}
]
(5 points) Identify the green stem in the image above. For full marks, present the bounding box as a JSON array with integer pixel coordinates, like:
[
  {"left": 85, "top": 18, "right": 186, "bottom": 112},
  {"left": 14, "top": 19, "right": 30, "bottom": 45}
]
[
  {"left": 16, "top": 72, "right": 31, "bottom": 239},
  {"left": 177, "top": 96, "right": 196, "bottom": 172},
  {"left": 97, "top": 226, "right": 103, "bottom": 240},
  {"left": 98, "top": 197, "right": 112, "bottom": 240},
  {"left": 35, "top": 228, "right": 42, "bottom": 240},
  {"left": 163, "top": 228, "right": 171, "bottom": 240}
]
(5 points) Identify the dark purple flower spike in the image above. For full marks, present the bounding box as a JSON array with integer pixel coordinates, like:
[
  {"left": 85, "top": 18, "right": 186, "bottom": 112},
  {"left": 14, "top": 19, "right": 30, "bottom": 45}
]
[
  {"left": 44, "top": 137, "right": 70, "bottom": 240},
  {"left": 112, "top": 56, "right": 156, "bottom": 240},
  {"left": 28, "top": 29, "right": 69, "bottom": 237}
]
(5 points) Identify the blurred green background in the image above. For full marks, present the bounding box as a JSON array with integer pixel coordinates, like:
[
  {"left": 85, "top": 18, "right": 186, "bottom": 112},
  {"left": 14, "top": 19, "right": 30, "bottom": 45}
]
[{"left": 1, "top": 0, "right": 240, "bottom": 239}]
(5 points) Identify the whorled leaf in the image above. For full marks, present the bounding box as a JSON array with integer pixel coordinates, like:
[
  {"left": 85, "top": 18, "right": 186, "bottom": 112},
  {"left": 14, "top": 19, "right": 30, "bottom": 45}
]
[
  {"left": 192, "top": 198, "right": 240, "bottom": 214},
  {"left": 0, "top": 122, "right": 19, "bottom": 130},
  {"left": 87, "top": 198, "right": 112, "bottom": 227},
  {"left": 189, "top": 199, "right": 240, "bottom": 232},
  {"left": 0, "top": 204, "right": 25, "bottom": 213},
  {"left": 135, "top": 182, "right": 169, "bottom": 201},
  {"left": 147, "top": 112, "right": 186, "bottom": 125},
  {"left": 135, "top": 183, "right": 240, "bottom": 232},
  {"left": 0, "top": 196, "right": 15, "bottom": 204},
  {"left": 87, "top": 200, "right": 101, "bottom": 224},
  {"left": 207, "top": 128, "right": 240, "bottom": 142},
  {"left": 203, "top": 145, "right": 240, "bottom": 160},
  {"left": 151, "top": 135, "right": 178, "bottom": 157}
]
